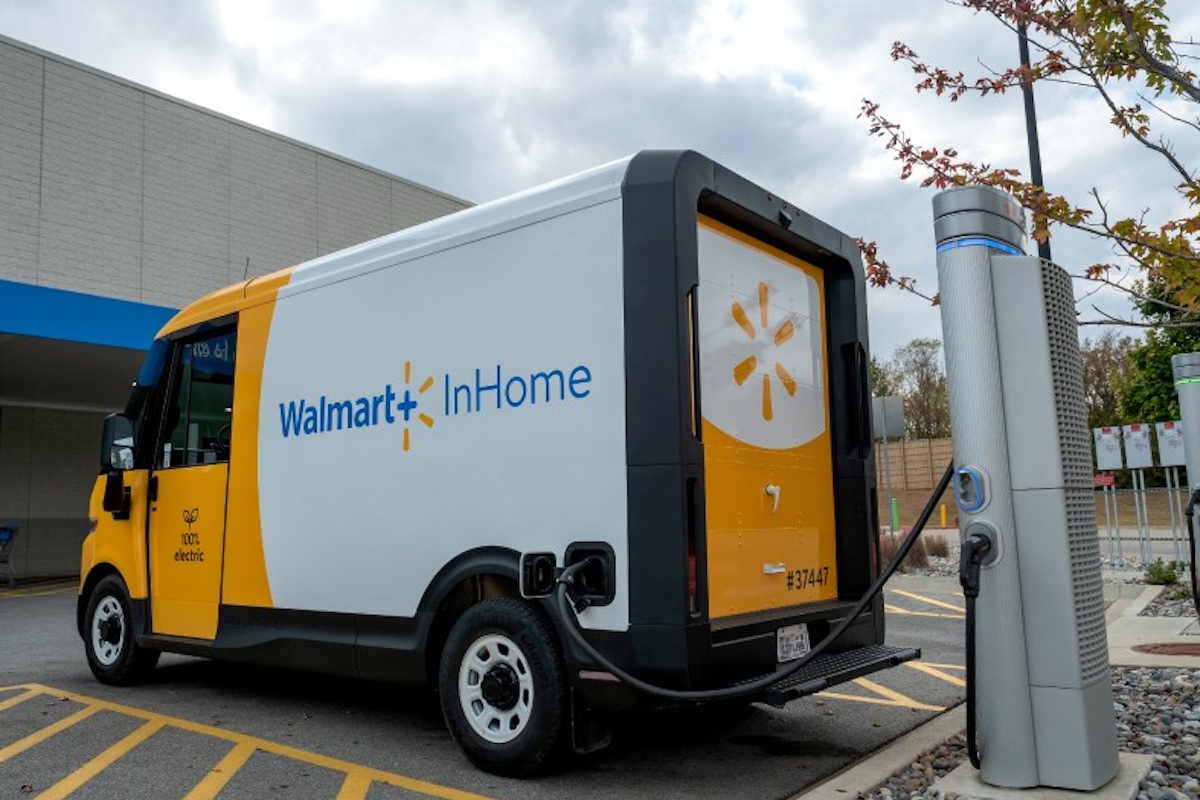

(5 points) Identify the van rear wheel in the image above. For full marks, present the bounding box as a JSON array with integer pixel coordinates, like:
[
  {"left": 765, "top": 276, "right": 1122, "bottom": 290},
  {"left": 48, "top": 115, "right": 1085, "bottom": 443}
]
[
  {"left": 85, "top": 575, "right": 159, "bottom": 685},
  {"left": 438, "top": 597, "right": 567, "bottom": 777}
]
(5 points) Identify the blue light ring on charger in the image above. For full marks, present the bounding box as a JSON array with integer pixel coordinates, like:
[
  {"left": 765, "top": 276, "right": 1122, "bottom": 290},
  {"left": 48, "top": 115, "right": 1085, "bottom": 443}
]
[{"left": 935, "top": 237, "right": 1023, "bottom": 255}]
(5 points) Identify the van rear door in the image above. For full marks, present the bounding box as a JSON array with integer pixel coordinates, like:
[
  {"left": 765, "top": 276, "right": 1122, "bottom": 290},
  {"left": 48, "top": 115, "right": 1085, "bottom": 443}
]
[{"left": 696, "top": 216, "right": 838, "bottom": 622}]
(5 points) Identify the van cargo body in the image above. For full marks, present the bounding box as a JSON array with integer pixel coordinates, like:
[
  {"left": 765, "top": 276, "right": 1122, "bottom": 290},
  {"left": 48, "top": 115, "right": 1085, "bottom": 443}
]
[{"left": 80, "top": 150, "right": 914, "bottom": 775}]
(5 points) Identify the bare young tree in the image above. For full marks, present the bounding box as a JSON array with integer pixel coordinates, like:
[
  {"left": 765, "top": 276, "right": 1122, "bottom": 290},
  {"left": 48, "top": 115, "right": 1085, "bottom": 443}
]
[
  {"left": 1080, "top": 329, "right": 1136, "bottom": 427},
  {"left": 889, "top": 338, "right": 951, "bottom": 439},
  {"left": 859, "top": 0, "right": 1200, "bottom": 326}
]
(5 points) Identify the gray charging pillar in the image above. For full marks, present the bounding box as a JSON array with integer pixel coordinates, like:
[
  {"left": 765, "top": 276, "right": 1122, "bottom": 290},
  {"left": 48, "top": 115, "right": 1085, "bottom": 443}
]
[
  {"left": 1172, "top": 353, "right": 1200, "bottom": 492},
  {"left": 935, "top": 186, "right": 1038, "bottom": 787},
  {"left": 934, "top": 186, "right": 1119, "bottom": 790}
]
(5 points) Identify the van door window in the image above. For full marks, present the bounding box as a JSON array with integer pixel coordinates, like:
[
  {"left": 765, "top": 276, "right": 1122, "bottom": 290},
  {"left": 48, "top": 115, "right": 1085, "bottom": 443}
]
[{"left": 159, "top": 330, "right": 236, "bottom": 468}]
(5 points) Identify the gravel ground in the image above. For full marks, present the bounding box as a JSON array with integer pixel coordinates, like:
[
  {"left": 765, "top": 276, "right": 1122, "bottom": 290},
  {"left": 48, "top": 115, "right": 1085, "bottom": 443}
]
[
  {"left": 860, "top": 547, "right": 1200, "bottom": 799},
  {"left": 857, "top": 668, "right": 1200, "bottom": 800}
]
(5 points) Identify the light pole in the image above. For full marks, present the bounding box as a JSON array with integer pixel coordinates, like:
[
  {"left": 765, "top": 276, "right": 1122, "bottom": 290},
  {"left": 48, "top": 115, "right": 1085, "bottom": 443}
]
[{"left": 1018, "top": 23, "right": 1052, "bottom": 262}]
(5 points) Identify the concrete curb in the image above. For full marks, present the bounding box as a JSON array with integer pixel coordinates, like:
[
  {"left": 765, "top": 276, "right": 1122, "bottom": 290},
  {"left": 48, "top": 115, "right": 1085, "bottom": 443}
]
[{"left": 797, "top": 707, "right": 965, "bottom": 800}]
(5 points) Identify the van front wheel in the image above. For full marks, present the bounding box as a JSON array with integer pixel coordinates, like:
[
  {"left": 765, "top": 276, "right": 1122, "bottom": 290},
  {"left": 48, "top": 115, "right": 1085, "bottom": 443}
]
[
  {"left": 438, "top": 597, "right": 567, "bottom": 776},
  {"left": 85, "top": 575, "right": 159, "bottom": 685}
]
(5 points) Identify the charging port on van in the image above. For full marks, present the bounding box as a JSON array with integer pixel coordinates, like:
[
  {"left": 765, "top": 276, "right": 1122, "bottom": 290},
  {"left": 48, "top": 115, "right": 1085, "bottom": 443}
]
[{"left": 564, "top": 543, "right": 615, "bottom": 607}]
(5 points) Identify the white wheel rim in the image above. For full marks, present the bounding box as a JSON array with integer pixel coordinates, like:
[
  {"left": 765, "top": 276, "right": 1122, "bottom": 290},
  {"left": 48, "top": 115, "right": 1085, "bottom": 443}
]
[
  {"left": 91, "top": 595, "right": 124, "bottom": 667},
  {"left": 458, "top": 633, "right": 534, "bottom": 744}
]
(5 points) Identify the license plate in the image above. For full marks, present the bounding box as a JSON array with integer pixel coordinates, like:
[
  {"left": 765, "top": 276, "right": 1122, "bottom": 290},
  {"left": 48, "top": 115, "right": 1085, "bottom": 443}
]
[{"left": 777, "top": 623, "right": 811, "bottom": 663}]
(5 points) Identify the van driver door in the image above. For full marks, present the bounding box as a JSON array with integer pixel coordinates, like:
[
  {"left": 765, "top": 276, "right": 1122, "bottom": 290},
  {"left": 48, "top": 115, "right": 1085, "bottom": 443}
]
[{"left": 147, "top": 328, "right": 236, "bottom": 640}]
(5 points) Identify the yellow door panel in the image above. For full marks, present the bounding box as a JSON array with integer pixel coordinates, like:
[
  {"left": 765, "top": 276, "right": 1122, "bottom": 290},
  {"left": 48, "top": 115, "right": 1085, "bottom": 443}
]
[
  {"left": 148, "top": 465, "right": 227, "bottom": 639},
  {"left": 84, "top": 471, "right": 152, "bottom": 600},
  {"left": 703, "top": 424, "right": 838, "bottom": 617},
  {"left": 697, "top": 215, "right": 838, "bottom": 619}
]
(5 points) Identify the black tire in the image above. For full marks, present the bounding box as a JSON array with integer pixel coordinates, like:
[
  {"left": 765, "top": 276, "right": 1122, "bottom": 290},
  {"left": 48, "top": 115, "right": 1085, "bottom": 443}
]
[
  {"left": 438, "top": 597, "right": 567, "bottom": 777},
  {"left": 84, "top": 575, "right": 159, "bottom": 685}
]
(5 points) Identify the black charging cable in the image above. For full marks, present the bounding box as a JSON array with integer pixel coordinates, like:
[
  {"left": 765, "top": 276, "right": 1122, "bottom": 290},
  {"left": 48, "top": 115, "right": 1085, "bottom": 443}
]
[
  {"left": 1185, "top": 489, "right": 1200, "bottom": 621},
  {"left": 551, "top": 461, "right": 957, "bottom": 703},
  {"left": 958, "top": 524, "right": 994, "bottom": 770}
]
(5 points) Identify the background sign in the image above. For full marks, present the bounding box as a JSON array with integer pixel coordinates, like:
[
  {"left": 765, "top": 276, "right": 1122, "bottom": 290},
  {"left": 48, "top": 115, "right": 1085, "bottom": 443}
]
[
  {"left": 1156, "top": 420, "right": 1186, "bottom": 467},
  {"left": 872, "top": 395, "right": 905, "bottom": 440},
  {"left": 1122, "top": 423, "right": 1153, "bottom": 469},
  {"left": 1093, "top": 427, "right": 1123, "bottom": 471}
]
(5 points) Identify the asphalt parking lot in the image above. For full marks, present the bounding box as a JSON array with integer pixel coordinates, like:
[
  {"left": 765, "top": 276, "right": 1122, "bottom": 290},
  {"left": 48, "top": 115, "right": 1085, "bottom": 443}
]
[{"left": 0, "top": 578, "right": 966, "bottom": 799}]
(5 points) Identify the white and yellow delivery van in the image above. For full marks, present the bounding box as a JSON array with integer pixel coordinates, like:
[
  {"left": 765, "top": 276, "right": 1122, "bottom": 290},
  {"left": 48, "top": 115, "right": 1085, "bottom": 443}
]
[{"left": 80, "top": 150, "right": 915, "bottom": 775}]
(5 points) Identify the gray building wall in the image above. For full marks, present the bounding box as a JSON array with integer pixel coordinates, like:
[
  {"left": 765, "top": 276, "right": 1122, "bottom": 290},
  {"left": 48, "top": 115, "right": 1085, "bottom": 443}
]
[
  {"left": 0, "top": 35, "right": 471, "bottom": 581},
  {"left": 0, "top": 35, "right": 466, "bottom": 307}
]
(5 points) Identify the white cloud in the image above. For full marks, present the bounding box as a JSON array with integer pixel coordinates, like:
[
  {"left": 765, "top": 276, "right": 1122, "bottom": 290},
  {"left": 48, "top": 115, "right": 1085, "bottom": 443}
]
[{"left": 0, "top": 0, "right": 1195, "bottom": 358}]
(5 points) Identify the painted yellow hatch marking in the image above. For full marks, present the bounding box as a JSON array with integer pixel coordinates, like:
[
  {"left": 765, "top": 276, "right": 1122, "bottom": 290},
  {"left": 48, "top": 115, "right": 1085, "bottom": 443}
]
[
  {"left": 818, "top": 677, "right": 945, "bottom": 712},
  {"left": 890, "top": 589, "right": 966, "bottom": 614},
  {"left": 907, "top": 661, "right": 967, "bottom": 688},
  {"left": 183, "top": 740, "right": 256, "bottom": 800},
  {"left": 0, "top": 684, "right": 496, "bottom": 800},
  {"left": 36, "top": 719, "right": 166, "bottom": 800},
  {"left": 885, "top": 604, "right": 965, "bottom": 620}
]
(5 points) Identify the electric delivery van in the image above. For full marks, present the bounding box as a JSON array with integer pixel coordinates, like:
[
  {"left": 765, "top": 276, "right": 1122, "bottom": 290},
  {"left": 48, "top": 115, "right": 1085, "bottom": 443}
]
[{"left": 80, "top": 150, "right": 915, "bottom": 775}]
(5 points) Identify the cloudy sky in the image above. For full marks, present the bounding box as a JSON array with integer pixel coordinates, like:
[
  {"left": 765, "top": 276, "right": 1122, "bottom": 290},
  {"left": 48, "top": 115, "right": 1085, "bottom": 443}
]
[{"left": 1, "top": 0, "right": 1195, "bottom": 360}]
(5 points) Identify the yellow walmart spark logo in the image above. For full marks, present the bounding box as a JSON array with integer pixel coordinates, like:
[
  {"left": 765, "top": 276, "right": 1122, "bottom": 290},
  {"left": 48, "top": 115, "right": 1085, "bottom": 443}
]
[
  {"left": 398, "top": 360, "right": 435, "bottom": 452},
  {"left": 730, "top": 282, "right": 797, "bottom": 422}
]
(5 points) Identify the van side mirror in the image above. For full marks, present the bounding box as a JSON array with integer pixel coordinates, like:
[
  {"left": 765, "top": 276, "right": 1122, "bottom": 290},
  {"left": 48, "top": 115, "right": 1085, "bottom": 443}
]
[
  {"left": 100, "top": 414, "right": 135, "bottom": 472},
  {"left": 100, "top": 414, "right": 134, "bottom": 518}
]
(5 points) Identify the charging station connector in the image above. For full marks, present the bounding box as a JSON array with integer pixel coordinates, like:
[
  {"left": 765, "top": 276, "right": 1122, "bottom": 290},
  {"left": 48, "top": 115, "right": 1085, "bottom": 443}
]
[
  {"left": 959, "top": 520, "right": 996, "bottom": 770},
  {"left": 959, "top": 522, "right": 995, "bottom": 599}
]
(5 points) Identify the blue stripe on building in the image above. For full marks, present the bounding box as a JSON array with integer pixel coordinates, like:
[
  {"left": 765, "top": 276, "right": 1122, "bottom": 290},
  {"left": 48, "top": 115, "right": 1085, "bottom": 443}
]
[{"left": 0, "top": 280, "right": 176, "bottom": 351}]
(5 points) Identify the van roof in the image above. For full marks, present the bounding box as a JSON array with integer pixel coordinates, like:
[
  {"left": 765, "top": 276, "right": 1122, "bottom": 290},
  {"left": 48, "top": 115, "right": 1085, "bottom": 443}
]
[{"left": 157, "top": 155, "right": 633, "bottom": 339}]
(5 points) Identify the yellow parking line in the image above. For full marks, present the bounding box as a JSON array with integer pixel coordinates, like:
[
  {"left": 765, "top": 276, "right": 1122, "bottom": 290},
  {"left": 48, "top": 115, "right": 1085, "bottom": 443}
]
[
  {"left": 337, "top": 769, "right": 374, "bottom": 800},
  {"left": 906, "top": 662, "right": 966, "bottom": 687},
  {"left": 885, "top": 603, "right": 963, "bottom": 619},
  {"left": 0, "top": 705, "right": 101, "bottom": 763},
  {"left": 2, "top": 685, "right": 494, "bottom": 800},
  {"left": 890, "top": 589, "right": 965, "bottom": 613},
  {"left": 0, "top": 688, "right": 38, "bottom": 713},
  {"left": 183, "top": 741, "right": 257, "bottom": 800},
  {"left": 819, "top": 677, "right": 944, "bottom": 712},
  {"left": 0, "top": 584, "right": 76, "bottom": 599},
  {"left": 36, "top": 718, "right": 166, "bottom": 800}
]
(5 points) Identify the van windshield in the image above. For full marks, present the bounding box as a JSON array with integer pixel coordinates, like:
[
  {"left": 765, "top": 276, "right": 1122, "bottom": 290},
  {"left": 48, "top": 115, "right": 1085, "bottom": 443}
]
[{"left": 122, "top": 339, "right": 170, "bottom": 453}]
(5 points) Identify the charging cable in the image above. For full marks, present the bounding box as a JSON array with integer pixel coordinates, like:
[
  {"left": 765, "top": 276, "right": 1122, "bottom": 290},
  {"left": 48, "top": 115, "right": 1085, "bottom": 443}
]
[
  {"left": 552, "top": 461, "right": 956, "bottom": 703},
  {"left": 958, "top": 523, "right": 994, "bottom": 770}
]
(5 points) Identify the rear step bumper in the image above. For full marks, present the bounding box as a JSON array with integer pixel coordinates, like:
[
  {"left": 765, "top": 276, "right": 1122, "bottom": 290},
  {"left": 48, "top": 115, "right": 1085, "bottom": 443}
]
[{"left": 754, "top": 644, "right": 920, "bottom": 708}]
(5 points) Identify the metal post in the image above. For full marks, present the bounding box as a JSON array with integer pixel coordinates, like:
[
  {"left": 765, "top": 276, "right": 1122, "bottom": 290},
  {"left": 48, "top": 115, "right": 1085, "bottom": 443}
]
[
  {"left": 1135, "top": 471, "right": 1142, "bottom": 562},
  {"left": 1018, "top": 23, "right": 1052, "bottom": 263},
  {"left": 882, "top": 402, "right": 895, "bottom": 534},
  {"left": 1101, "top": 484, "right": 1113, "bottom": 565},
  {"left": 1112, "top": 482, "right": 1123, "bottom": 566},
  {"left": 1168, "top": 467, "right": 1182, "bottom": 564}
]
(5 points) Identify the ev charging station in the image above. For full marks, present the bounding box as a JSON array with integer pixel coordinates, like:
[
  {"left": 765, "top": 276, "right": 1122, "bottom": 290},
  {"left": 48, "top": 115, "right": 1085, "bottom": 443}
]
[
  {"left": 1173, "top": 353, "right": 1200, "bottom": 492},
  {"left": 1172, "top": 354, "right": 1200, "bottom": 606},
  {"left": 933, "top": 186, "right": 1120, "bottom": 790}
]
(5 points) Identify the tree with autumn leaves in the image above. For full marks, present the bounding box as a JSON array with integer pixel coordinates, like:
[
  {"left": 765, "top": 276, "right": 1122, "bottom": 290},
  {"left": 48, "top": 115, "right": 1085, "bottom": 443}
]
[{"left": 860, "top": 0, "right": 1199, "bottom": 324}]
